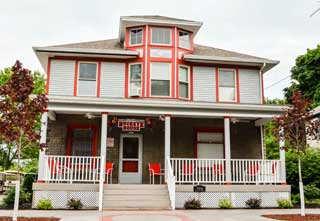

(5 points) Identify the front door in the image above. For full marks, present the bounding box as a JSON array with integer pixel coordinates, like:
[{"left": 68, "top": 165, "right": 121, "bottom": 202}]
[{"left": 119, "top": 134, "right": 143, "bottom": 184}]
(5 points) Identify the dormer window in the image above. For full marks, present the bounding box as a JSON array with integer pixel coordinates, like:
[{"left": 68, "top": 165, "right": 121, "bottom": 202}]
[
  {"left": 151, "top": 27, "right": 172, "bottom": 45},
  {"left": 179, "top": 31, "right": 191, "bottom": 49},
  {"left": 129, "top": 28, "right": 143, "bottom": 45}
]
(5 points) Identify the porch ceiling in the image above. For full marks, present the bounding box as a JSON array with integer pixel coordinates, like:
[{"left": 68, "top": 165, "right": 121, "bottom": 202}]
[{"left": 47, "top": 95, "right": 285, "bottom": 120}]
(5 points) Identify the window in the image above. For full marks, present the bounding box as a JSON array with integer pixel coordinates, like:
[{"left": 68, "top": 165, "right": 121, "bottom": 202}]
[
  {"left": 179, "top": 66, "right": 189, "bottom": 99},
  {"left": 151, "top": 62, "right": 171, "bottom": 96},
  {"left": 179, "top": 31, "right": 191, "bottom": 49},
  {"left": 129, "top": 63, "right": 142, "bottom": 96},
  {"left": 130, "top": 28, "right": 143, "bottom": 45},
  {"left": 78, "top": 63, "right": 97, "bottom": 96},
  {"left": 196, "top": 131, "right": 224, "bottom": 159},
  {"left": 67, "top": 125, "right": 97, "bottom": 156},
  {"left": 151, "top": 27, "right": 171, "bottom": 45},
  {"left": 219, "top": 69, "right": 236, "bottom": 102}
]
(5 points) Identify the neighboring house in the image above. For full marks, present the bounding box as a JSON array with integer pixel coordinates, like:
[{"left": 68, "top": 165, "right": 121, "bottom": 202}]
[
  {"left": 308, "top": 106, "right": 320, "bottom": 148},
  {"left": 32, "top": 15, "right": 290, "bottom": 210}
]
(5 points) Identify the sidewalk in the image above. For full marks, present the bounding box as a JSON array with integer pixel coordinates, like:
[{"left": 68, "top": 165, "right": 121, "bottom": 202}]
[{"left": 0, "top": 209, "right": 319, "bottom": 221}]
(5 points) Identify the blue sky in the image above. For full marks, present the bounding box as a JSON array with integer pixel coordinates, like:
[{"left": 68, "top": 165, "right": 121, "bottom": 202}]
[{"left": 0, "top": 0, "right": 319, "bottom": 99}]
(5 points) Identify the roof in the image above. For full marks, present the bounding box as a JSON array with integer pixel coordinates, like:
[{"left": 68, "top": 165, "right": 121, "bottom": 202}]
[
  {"left": 50, "top": 39, "right": 124, "bottom": 50},
  {"left": 120, "top": 15, "right": 200, "bottom": 23}
]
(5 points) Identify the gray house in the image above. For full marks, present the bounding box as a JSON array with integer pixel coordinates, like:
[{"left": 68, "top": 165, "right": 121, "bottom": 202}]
[{"left": 32, "top": 15, "right": 290, "bottom": 210}]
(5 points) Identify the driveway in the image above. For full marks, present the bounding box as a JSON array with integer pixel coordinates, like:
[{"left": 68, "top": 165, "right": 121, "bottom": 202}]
[{"left": 0, "top": 209, "right": 319, "bottom": 221}]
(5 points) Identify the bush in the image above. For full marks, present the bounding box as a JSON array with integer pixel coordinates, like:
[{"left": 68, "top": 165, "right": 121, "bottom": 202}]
[
  {"left": 218, "top": 198, "right": 232, "bottom": 209},
  {"left": 184, "top": 198, "right": 201, "bottom": 209},
  {"left": 277, "top": 198, "right": 293, "bottom": 208},
  {"left": 67, "top": 198, "right": 83, "bottom": 210},
  {"left": 2, "top": 187, "right": 32, "bottom": 208},
  {"left": 291, "top": 193, "right": 300, "bottom": 204},
  {"left": 22, "top": 174, "right": 34, "bottom": 193},
  {"left": 245, "top": 198, "right": 262, "bottom": 209},
  {"left": 304, "top": 184, "right": 320, "bottom": 200},
  {"left": 36, "top": 198, "right": 53, "bottom": 210}
]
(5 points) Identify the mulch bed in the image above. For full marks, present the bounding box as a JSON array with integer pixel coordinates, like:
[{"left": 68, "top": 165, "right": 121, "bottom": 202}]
[
  {"left": 262, "top": 214, "right": 320, "bottom": 221},
  {"left": 0, "top": 217, "right": 60, "bottom": 221}
]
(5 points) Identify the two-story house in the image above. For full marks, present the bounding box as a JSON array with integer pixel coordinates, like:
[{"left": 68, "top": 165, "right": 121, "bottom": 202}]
[{"left": 32, "top": 15, "right": 290, "bottom": 210}]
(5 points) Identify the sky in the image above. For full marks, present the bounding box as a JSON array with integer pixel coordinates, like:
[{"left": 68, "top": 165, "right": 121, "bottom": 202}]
[{"left": 0, "top": 0, "right": 319, "bottom": 99}]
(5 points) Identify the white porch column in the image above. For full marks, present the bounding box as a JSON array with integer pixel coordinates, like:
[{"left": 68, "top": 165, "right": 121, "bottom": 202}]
[
  {"left": 164, "top": 115, "right": 171, "bottom": 182},
  {"left": 100, "top": 112, "right": 109, "bottom": 180},
  {"left": 279, "top": 127, "right": 286, "bottom": 184},
  {"left": 38, "top": 111, "right": 48, "bottom": 181},
  {"left": 224, "top": 117, "right": 232, "bottom": 183}
]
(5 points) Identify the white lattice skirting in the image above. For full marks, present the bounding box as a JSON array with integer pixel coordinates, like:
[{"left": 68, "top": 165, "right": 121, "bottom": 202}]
[{"left": 176, "top": 191, "right": 290, "bottom": 208}]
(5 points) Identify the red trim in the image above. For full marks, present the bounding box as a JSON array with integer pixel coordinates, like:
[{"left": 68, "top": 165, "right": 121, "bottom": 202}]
[
  {"left": 43, "top": 109, "right": 49, "bottom": 113},
  {"left": 46, "top": 58, "right": 51, "bottom": 95},
  {"left": 261, "top": 72, "right": 265, "bottom": 104},
  {"left": 97, "top": 62, "right": 101, "bottom": 97},
  {"left": 101, "top": 112, "right": 109, "bottom": 115},
  {"left": 224, "top": 116, "right": 231, "bottom": 119},
  {"left": 125, "top": 63, "right": 129, "bottom": 98},
  {"left": 190, "top": 65, "right": 194, "bottom": 101},
  {"left": 215, "top": 67, "right": 219, "bottom": 102},
  {"left": 164, "top": 114, "right": 172, "bottom": 117},
  {"left": 236, "top": 68, "right": 240, "bottom": 103},
  {"left": 66, "top": 124, "right": 97, "bottom": 156},
  {"left": 73, "top": 61, "right": 79, "bottom": 96},
  {"left": 193, "top": 128, "right": 224, "bottom": 158}
]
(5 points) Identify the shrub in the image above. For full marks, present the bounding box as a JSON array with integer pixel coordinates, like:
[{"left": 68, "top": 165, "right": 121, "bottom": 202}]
[
  {"left": 291, "top": 193, "right": 300, "bottom": 204},
  {"left": 184, "top": 198, "right": 201, "bottom": 209},
  {"left": 2, "top": 187, "right": 32, "bottom": 208},
  {"left": 245, "top": 198, "right": 262, "bottom": 209},
  {"left": 36, "top": 198, "right": 53, "bottom": 210},
  {"left": 22, "top": 174, "right": 34, "bottom": 193},
  {"left": 304, "top": 184, "right": 320, "bottom": 200},
  {"left": 277, "top": 198, "right": 293, "bottom": 208},
  {"left": 67, "top": 198, "right": 83, "bottom": 210},
  {"left": 218, "top": 198, "right": 232, "bottom": 209}
]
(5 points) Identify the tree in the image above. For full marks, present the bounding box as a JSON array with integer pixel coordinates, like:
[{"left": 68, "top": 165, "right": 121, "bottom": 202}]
[
  {"left": 284, "top": 45, "right": 320, "bottom": 107},
  {"left": 0, "top": 61, "right": 47, "bottom": 221},
  {"left": 273, "top": 91, "right": 319, "bottom": 216},
  {"left": 0, "top": 67, "right": 45, "bottom": 170}
]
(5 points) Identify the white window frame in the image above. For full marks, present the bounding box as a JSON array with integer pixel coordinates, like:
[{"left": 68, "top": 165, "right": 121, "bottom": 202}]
[
  {"left": 150, "top": 27, "right": 172, "bottom": 46},
  {"left": 77, "top": 61, "right": 98, "bottom": 97},
  {"left": 218, "top": 68, "right": 237, "bottom": 102},
  {"left": 129, "top": 63, "right": 143, "bottom": 96},
  {"left": 150, "top": 62, "right": 172, "bottom": 97},
  {"left": 178, "top": 30, "right": 191, "bottom": 49},
  {"left": 129, "top": 27, "right": 143, "bottom": 46},
  {"left": 178, "top": 65, "right": 190, "bottom": 99}
]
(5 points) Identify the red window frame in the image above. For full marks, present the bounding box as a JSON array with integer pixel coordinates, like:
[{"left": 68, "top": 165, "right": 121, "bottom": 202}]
[
  {"left": 193, "top": 128, "right": 225, "bottom": 158},
  {"left": 66, "top": 124, "right": 97, "bottom": 156}
]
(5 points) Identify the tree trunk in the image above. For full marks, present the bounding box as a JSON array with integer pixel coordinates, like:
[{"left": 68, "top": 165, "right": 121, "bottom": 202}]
[
  {"left": 12, "top": 136, "right": 22, "bottom": 221},
  {"left": 298, "top": 155, "right": 306, "bottom": 216}
]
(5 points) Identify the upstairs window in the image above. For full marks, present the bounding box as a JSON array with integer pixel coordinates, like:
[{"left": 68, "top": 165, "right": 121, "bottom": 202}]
[
  {"left": 130, "top": 28, "right": 143, "bottom": 45},
  {"left": 179, "top": 31, "right": 191, "bottom": 49},
  {"left": 151, "top": 27, "right": 171, "bottom": 45},
  {"left": 151, "top": 62, "right": 171, "bottom": 96},
  {"left": 129, "top": 63, "right": 142, "bottom": 96},
  {"left": 219, "top": 69, "right": 236, "bottom": 102},
  {"left": 78, "top": 63, "right": 97, "bottom": 96},
  {"left": 179, "top": 66, "right": 190, "bottom": 99}
]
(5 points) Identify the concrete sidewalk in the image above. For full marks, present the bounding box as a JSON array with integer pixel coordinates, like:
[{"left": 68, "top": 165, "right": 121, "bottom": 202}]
[{"left": 0, "top": 209, "right": 319, "bottom": 221}]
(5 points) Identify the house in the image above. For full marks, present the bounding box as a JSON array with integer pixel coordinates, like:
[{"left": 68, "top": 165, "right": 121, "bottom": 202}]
[
  {"left": 32, "top": 15, "right": 290, "bottom": 210},
  {"left": 308, "top": 106, "right": 320, "bottom": 148}
]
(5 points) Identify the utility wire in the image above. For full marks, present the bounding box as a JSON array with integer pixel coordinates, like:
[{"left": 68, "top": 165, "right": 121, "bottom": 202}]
[{"left": 265, "top": 75, "right": 291, "bottom": 90}]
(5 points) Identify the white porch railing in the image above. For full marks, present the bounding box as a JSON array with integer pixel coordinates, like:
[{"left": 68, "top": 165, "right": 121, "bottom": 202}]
[
  {"left": 44, "top": 155, "right": 102, "bottom": 182},
  {"left": 170, "top": 158, "right": 283, "bottom": 184},
  {"left": 166, "top": 157, "right": 176, "bottom": 210}
]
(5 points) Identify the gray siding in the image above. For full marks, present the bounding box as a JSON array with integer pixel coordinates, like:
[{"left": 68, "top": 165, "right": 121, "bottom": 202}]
[
  {"left": 239, "top": 69, "right": 261, "bottom": 104},
  {"left": 49, "top": 60, "right": 75, "bottom": 96},
  {"left": 193, "top": 67, "right": 216, "bottom": 102},
  {"left": 100, "top": 62, "right": 125, "bottom": 98}
]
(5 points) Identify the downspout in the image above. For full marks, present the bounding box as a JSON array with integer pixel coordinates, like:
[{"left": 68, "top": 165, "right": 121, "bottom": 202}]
[{"left": 259, "top": 63, "right": 266, "bottom": 104}]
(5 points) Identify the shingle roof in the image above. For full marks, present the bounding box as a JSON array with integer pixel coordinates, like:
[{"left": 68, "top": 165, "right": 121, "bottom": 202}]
[
  {"left": 121, "top": 15, "right": 200, "bottom": 23},
  {"left": 49, "top": 38, "right": 271, "bottom": 61}
]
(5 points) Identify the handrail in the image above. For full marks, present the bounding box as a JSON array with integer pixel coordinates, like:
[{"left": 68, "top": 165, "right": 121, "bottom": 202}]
[{"left": 166, "top": 157, "right": 175, "bottom": 210}]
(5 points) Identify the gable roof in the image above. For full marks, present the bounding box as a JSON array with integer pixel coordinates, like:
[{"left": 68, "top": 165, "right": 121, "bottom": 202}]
[{"left": 120, "top": 15, "right": 200, "bottom": 23}]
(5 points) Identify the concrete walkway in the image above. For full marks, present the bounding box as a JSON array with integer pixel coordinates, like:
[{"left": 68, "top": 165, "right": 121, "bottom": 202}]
[{"left": 0, "top": 209, "right": 319, "bottom": 221}]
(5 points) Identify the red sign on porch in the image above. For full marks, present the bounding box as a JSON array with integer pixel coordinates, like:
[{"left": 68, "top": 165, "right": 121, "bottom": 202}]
[{"left": 118, "top": 119, "right": 145, "bottom": 132}]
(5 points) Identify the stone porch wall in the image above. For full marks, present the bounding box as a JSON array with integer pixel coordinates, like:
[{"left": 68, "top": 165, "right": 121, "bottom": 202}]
[{"left": 45, "top": 115, "right": 262, "bottom": 183}]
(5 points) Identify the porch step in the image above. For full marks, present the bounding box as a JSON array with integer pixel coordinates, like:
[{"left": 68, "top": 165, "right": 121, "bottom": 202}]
[{"left": 103, "top": 184, "right": 171, "bottom": 210}]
